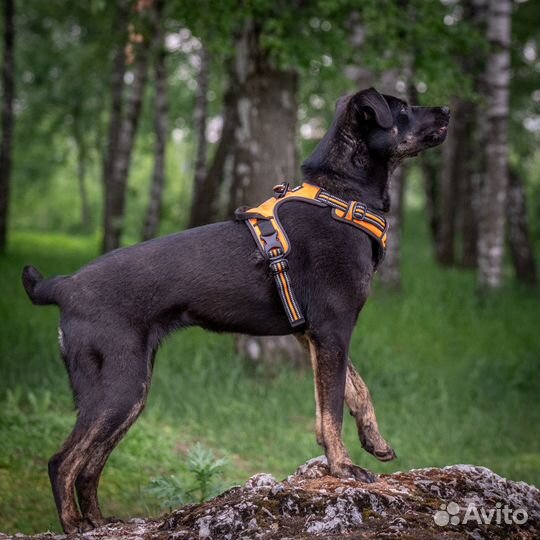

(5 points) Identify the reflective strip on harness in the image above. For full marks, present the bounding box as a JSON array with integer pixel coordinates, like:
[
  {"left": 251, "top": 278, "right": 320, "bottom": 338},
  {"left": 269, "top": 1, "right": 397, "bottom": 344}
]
[
  {"left": 235, "top": 182, "right": 388, "bottom": 328},
  {"left": 268, "top": 247, "right": 305, "bottom": 327}
]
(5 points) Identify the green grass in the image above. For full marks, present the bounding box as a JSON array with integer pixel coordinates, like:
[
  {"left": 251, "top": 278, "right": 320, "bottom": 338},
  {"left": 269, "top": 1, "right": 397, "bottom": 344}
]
[{"left": 1, "top": 217, "right": 539, "bottom": 534}]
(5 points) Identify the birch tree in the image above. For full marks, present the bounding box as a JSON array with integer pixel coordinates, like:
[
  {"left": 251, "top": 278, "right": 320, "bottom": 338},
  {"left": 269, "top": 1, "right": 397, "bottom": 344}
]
[
  {"left": 477, "top": 0, "right": 512, "bottom": 288},
  {"left": 103, "top": 0, "right": 164, "bottom": 252}
]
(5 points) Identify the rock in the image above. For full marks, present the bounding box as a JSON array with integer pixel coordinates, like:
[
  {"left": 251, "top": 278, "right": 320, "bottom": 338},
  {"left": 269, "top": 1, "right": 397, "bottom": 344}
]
[
  {"left": 3, "top": 458, "right": 539, "bottom": 539},
  {"left": 244, "top": 472, "right": 277, "bottom": 490}
]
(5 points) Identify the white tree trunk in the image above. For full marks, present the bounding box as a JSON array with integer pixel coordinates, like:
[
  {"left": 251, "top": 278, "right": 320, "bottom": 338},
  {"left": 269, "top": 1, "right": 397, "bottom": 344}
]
[
  {"left": 103, "top": 0, "right": 163, "bottom": 252},
  {"left": 477, "top": 0, "right": 512, "bottom": 288}
]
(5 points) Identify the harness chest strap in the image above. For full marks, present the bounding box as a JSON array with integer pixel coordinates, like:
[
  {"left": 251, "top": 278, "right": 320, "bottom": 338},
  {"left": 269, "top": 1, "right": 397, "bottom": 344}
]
[{"left": 235, "top": 182, "right": 389, "bottom": 327}]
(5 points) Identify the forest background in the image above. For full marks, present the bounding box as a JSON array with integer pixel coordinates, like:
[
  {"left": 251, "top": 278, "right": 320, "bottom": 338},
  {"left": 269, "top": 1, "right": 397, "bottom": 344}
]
[{"left": 0, "top": 0, "right": 539, "bottom": 533}]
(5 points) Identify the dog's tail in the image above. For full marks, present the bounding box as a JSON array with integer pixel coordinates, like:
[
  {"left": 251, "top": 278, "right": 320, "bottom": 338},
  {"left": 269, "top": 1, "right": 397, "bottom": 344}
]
[{"left": 22, "top": 265, "right": 65, "bottom": 306}]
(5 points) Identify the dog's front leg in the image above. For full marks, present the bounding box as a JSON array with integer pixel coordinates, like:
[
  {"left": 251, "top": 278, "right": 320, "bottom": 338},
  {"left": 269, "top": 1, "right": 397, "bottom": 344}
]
[
  {"left": 307, "top": 336, "right": 375, "bottom": 482},
  {"left": 297, "top": 335, "right": 323, "bottom": 446},
  {"left": 345, "top": 359, "right": 396, "bottom": 462}
]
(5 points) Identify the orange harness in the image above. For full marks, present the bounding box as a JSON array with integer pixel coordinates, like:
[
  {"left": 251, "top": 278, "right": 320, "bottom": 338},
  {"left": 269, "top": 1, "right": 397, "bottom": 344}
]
[{"left": 235, "top": 182, "right": 388, "bottom": 327}]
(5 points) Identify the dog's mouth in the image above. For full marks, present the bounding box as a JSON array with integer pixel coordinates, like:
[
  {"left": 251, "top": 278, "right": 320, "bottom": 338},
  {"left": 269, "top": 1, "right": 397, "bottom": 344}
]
[{"left": 424, "top": 124, "right": 448, "bottom": 146}]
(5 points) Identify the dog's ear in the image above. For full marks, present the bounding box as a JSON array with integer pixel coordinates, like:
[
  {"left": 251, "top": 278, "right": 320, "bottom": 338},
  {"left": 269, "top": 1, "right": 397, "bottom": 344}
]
[{"left": 351, "top": 87, "right": 393, "bottom": 129}]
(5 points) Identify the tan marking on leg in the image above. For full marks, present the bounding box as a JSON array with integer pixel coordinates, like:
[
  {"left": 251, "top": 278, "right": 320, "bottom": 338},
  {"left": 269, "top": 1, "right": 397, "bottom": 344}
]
[
  {"left": 77, "top": 381, "right": 149, "bottom": 525},
  {"left": 308, "top": 339, "right": 323, "bottom": 447},
  {"left": 296, "top": 335, "right": 323, "bottom": 446},
  {"left": 297, "top": 336, "right": 375, "bottom": 482},
  {"left": 345, "top": 358, "right": 396, "bottom": 461},
  {"left": 307, "top": 337, "right": 350, "bottom": 464},
  {"left": 53, "top": 417, "right": 107, "bottom": 531}
]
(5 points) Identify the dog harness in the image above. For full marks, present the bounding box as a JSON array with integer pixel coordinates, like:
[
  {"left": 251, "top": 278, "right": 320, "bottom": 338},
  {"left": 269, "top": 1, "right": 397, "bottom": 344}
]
[{"left": 235, "top": 182, "right": 388, "bottom": 328}]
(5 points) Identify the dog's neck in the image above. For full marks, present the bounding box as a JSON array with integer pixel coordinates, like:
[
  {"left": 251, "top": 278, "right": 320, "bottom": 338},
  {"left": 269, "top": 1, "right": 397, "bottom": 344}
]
[
  {"left": 300, "top": 128, "right": 394, "bottom": 212},
  {"left": 302, "top": 161, "right": 391, "bottom": 213}
]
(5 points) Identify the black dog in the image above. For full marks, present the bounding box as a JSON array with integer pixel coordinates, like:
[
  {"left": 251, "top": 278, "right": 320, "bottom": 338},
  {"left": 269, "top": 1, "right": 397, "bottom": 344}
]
[{"left": 22, "top": 87, "right": 449, "bottom": 533}]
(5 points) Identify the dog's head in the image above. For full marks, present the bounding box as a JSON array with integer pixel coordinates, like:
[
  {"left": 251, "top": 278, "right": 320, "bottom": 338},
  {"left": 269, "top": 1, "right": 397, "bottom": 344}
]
[
  {"left": 355, "top": 88, "right": 450, "bottom": 162},
  {"left": 302, "top": 87, "right": 449, "bottom": 184}
]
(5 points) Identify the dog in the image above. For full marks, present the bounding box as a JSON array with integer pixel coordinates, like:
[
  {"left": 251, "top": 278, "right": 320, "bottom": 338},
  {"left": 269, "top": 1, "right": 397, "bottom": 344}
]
[{"left": 22, "top": 87, "right": 449, "bottom": 533}]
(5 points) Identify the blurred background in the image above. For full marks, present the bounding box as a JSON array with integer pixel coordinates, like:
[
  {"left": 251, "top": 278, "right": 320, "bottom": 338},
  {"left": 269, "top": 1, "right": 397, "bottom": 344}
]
[{"left": 0, "top": 0, "right": 539, "bottom": 534}]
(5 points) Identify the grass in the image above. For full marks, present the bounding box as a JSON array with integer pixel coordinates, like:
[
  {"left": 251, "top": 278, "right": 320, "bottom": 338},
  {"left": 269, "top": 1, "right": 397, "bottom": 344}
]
[{"left": 1, "top": 215, "right": 539, "bottom": 534}]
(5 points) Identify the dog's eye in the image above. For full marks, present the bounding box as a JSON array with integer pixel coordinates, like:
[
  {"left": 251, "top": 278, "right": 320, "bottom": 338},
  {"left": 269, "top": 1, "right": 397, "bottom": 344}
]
[{"left": 399, "top": 109, "right": 408, "bottom": 119}]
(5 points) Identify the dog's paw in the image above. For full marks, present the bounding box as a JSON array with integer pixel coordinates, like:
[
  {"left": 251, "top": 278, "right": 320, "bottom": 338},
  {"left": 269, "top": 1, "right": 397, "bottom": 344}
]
[
  {"left": 359, "top": 428, "right": 397, "bottom": 462},
  {"left": 86, "top": 515, "right": 124, "bottom": 529},
  {"left": 331, "top": 461, "right": 377, "bottom": 483},
  {"left": 373, "top": 447, "right": 397, "bottom": 462},
  {"left": 362, "top": 439, "right": 397, "bottom": 462},
  {"left": 62, "top": 517, "right": 94, "bottom": 535}
]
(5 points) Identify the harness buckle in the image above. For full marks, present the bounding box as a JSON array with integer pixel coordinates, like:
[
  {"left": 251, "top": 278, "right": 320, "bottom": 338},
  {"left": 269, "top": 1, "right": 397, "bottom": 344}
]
[
  {"left": 354, "top": 202, "right": 367, "bottom": 220},
  {"left": 273, "top": 182, "right": 289, "bottom": 198},
  {"left": 269, "top": 257, "right": 288, "bottom": 274},
  {"left": 260, "top": 230, "right": 283, "bottom": 256}
]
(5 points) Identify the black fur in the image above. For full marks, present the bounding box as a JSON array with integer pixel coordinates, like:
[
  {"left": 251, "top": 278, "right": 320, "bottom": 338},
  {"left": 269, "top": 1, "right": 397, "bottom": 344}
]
[{"left": 22, "top": 87, "right": 449, "bottom": 533}]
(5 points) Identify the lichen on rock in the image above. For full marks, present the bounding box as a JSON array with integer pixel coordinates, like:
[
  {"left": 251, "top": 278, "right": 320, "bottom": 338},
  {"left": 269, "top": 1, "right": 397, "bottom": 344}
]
[{"left": 3, "top": 457, "right": 539, "bottom": 539}]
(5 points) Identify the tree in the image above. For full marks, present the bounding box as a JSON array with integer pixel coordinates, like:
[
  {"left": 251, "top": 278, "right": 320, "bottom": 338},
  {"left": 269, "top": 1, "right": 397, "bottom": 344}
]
[
  {"left": 505, "top": 0, "right": 540, "bottom": 284},
  {"left": 0, "top": 0, "right": 15, "bottom": 253},
  {"left": 477, "top": 0, "right": 512, "bottom": 289},
  {"left": 506, "top": 168, "right": 537, "bottom": 286},
  {"left": 142, "top": 20, "right": 168, "bottom": 241},
  {"left": 378, "top": 165, "right": 406, "bottom": 289},
  {"left": 7, "top": 2, "right": 115, "bottom": 234},
  {"left": 375, "top": 72, "right": 410, "bottom": 289},
  {"left": 187, "top": 45, "right": 211, "bottom": 228},
  {"left": 221, "top": 20, "right": 303, "bottom": 364},
  {"left": 226, "top": 22, "right": 299, "bottom": 214},
  {"left": 459, "top": 0, "right": 486, "bottom": 269},
  {"left": 103, "top": 0, "right": 164, "bottom": 252},
  {"left": 101, "top": 0, "right": 130, "bottom": 250},
  {"left": 436, "top": 99, "right": 477, "bottom": 267},
  {"left": 72, "top": 104, "right": 91, "bottom": 231},
  {"left": 457, "top": 101, "right": 479, "bottom": 269},
  {"left": 345, "top": 36, "right": 411, "bottom": 289}
]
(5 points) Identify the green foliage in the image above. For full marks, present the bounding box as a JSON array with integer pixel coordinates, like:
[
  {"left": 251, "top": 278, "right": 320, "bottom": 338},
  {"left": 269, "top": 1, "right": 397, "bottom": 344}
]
[
  {"left": 9, "top": 0, "right": 538, "bottom": 241},
  {"left": 143, "top": 476, "right": 189, "bottom": 511},
  {"left": 186, "top": 443, "right": 227, "bottom": 502},
  {"left": 143, "top": 443, "right": 227, "bottom": 510}
]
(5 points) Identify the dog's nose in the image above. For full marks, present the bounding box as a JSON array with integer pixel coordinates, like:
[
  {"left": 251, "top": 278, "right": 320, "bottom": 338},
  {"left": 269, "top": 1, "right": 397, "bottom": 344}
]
[{"left": 441, "top": 106, "right": 450, "bottom": 116}]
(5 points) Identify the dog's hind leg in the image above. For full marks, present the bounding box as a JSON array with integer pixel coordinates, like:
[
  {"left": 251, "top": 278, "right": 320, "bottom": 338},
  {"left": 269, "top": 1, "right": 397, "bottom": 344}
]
[
  {"left": 307, "top": 335, "right": 375, "bottom": 482},
  {"left": 48, "top": 402, "right": 109, "bottom": 533},
  {"left": 345, "top": 359, "right": 396, "bottom": 462},
  {"left": 50, "top": 332, "right": 151, "bottom": 533},
  {"left": 74, "top": 398, "right": 148, "bottom": 528},
  {"left": 74, "top": 349, "right": 154, "bottom": 528}
]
